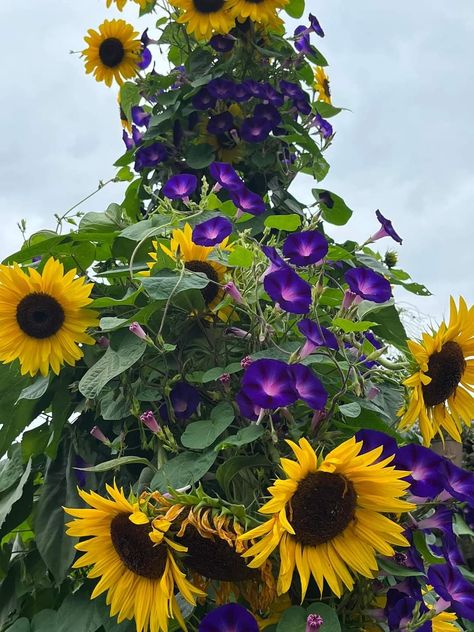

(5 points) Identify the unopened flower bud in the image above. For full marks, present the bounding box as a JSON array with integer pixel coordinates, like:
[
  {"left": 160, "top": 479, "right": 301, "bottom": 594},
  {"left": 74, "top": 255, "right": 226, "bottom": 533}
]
[
  {"left": 306, "top": 614, "right": 324, "bottom": 631},
  {"left": 219, "top": 372, "right": 231, "bottom": 385},
  {"left": 140, "top": 411, "right": 161, "bottom": 434},
  {"left": 224, "top": 281, "right": 243, "bottom": 304},
  {"left": 384, "top": 250, "right": 398, "bottom": 269},
  {"left": 241, "top": 355, "right": 253, "bottom": 369},
  {"left": 90, "top": 426, "right": 110, "bottom": 445},
  {"left": 129, "top": 321, "right": 147, "bottom": 340},
  {"left": 224, "top": 326, "right": 249, "bottom": 338},
  {"left": 96, "top": 336, "right": 110, "bottom": 348}
]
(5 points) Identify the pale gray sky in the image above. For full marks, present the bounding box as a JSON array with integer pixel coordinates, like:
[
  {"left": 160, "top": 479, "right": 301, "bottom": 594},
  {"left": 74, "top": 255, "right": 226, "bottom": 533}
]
[{"left": 1, "top": 1, "right": 473, "bottom": 328}]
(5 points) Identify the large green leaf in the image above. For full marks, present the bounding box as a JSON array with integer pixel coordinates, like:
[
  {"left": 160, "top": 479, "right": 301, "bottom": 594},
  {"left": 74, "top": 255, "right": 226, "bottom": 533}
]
[
  {"left": 151, "top": 450, "right": 217, "bottom": 491},
  {"left": 0, "top": 446, "right": 24, "bottom": 494},
  {"left": 0, "top": 460, "right": 31, "bottom": 530},
  {"left": 5, "top": 618, "right": 30, "bottom": 632},
  {"left": 312, "top": 189, "right": 353, "bottom": 225},
  {"left": 284, "top": 0, "right": 305, "bottom": 19},
  {"left": 181, "top": 402, "right": 235, "bottom": 449},
  {"left": 370, "top": 305, "right": 408, "bottom": 351},
  {"left": 216, "top": 455, "right": 272, "bottom": 497},
  {"left": 79, "top": 331, "right": 146, "bottom": 399},
  {"left": 141, "top": 269, "right": 209, "bottom": 300}
]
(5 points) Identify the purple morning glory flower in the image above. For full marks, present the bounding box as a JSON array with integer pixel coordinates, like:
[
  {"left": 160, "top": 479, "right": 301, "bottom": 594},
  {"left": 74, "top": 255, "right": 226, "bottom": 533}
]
[
  {"left": 209, "top": 34, "right": 235, "bottom": 53},
  {"left": 418, "top": 507, "right": 454, "bottom": 534},
  {"left": 240, "top": 359, "right": 297, "bottom": 409},
  {"left": 361, "top": 331, "right": 384, "bottom": 369},
  {"left": 344, "top": 268, "right": 392, "bottom": 303},
  {"left": 297, "top": 318, "right": 338, "bottom": 357},
  {"left": 441, "top": 459, "right": 474, "bottom": 505},
  {"left": 192, "top": 216, "right": 233, "bottom": 246},
  {"left": 309, "top": 13, "right": 325, "bottom": 37},
  {"left": 162, "top": 174, "right": 198, "bottom": 200},
  {"left": 395, "top": 444, "right": 444, "bottom": 499},
  {"left": 428, "top": 564, "right": 474, "bottom": 620},
  {"left": 318, "top": 190, "right": 334, "bottom": 208},
  {"left": 282, "top": 230, "right": 328, "bottom": 266},
  {"left": 170, "top": 382, "right": 200, "bottom": 420},
  {"left": 240, "top": 117, "right": 273, "bottom": 143},
  {"left": 386, "top": 590, "right": 427, "bottom": 632},
  {"left": 192, "top": 87, "right": 217, "bottom": 110},
  {"left": 139, "top": 46, "right": 152, "bottom": 70},
  {"left": 279, "top": 80, "right": 307, "bottom": 101},
  {"left": 230, "top": 187, "right": 266, "bottom": 216},
  {"left": 431, "top": 531, "right": 465, "bottom": 567},
  {"left": 131, "top": 106, "right": 151, "bottom": 128},
  {"left": 232, "top": 82, "right": 251, "bottom": 102},
  {"left": 261, "top": 246, "right": 287, "bottom": 278},
  {"left": 355, "top": 429, "right": 398, "bottom": 462},
  {"left": 207, "top": 78, "right": 235, "bottom": 100},
  {"left": 122, "top": 129, "right": 134, "bottom": 151},
  {"left": 253, "top": 103, "right": 282, "bottom": 128},
  {"left": 242, "top": 79, "right": 265, "bottom": 98},
  {"left": 294, "top": 98, "right": 312, "bottom": 116},
  {"left": 199, "top": 604, "right": 259, "bottom": 632},
  {"left": 291, "top": 363, "right": 328, "bottom": 409},
  {"left": 209, "top": 161, "right": 244, "bottom": 192},
  {"left": 294, "top": 25, "right": 313, "bottom": 55},
  {"left": 312, "top": 112, "right": 333, "bottom": 138},
  {"left": 134, "top": 142, "right": 168, "bottom": 171},
  {"left": 207, "top": 112, "right": 234, "bottom": 135},
  {"left": 371, "top": 210, "right": 403, "bottom": 245},
  {"left": 141, "top": 29, "right": 153, "bottom": 47},
  {"left": 264, "top": 267, "right": 312, "bottom": 314},
  {"left": 236, "top": 390, "right": 262, "bottom": 421},
  {"left": 260, "top": 82, "right": 284, "bottom": 107}
]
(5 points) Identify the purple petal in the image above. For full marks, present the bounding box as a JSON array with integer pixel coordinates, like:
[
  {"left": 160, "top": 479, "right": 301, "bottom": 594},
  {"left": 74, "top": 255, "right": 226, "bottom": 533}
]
[
  {"left": 199, "top": 604, "right": 259, "bottom": 632},
  {"left": 264, "top": 267, "right": 312, "bottom": 314},
  {"left": 207, "top": 111, "right": 234, "bottom": 135},
  {"left": 309, "top": 13, "right": 325, "bottom": 37},
  {"left": 207, "top": 78, "right": 235, "bottom": 100},
  {"left": 253, "top": 103, "right": 282, "bottom": 128},
  {"left": 297, "top": 318, "right": 338, "bottom": 351},
  {"left": 236, "top": 390, "right": 261, "bottom": 421},
  {"left": 373, "top": 209, "right": 403, "bottom": 245},
  {"left": 122, "top": 129, "right": 134, "bottom": 151},
  {"left": 230, "top": 187, "right": 266, "bottom": 215},
  {"left": 291, "top": 363, "right": 328, "bottom": 409},
  {"left": 241, "top": 359, "right": 297, "bottom": 409},
  {"left": 170, "top": 382, "right": 200, "bottom": 420},
  {"left": 139, "top": 46, "right": 152, "bottom": 70},
  {"left": 131, "top": 106, "right": 151, "bottom": 128},
  {"left": 209, "top": 161, "right": 244, "bottom": 191},
  {"left": 134, "top": 142, "right": 168, "bottom": 171},
  {"left": 209, "top": 34, "right": 235, "bottom": 53},
  {"left": 192, "top": 217, "right": 233, "bottom": 246},
  {"left": 354, "top": 429, "right": 398, "bottom": 463},
  {"left": 240, "top": 116, "right": 273, "bottom": 143},
  {"left": 428, "top": 564, "right": 474, "bottom": 620},
  {"left": 192, "top": 87, "right": 217, "bottom": 110},
  {"left": 418, "top": 506, "right": 454, "bottom": 534},
  {"left": 442, "top": 459, "right": 474, "bottom": 505},
  {"left": 344, "top": 267, "right": 392, "bottom": 303},
  {"left": 282, "top": 230, "right": 328, "bottom": 266},
  {"left": 294, "top": 25, "right": 313, "bottom": 55},
  {"left": 279, "top": 80, "right": 307, "bottom": 101},
  {"left": 395, "top": 445, "right": 444, "bottom": 498},
  {"left": 162, "top": 174, "right": 198, "bottom": 200}
]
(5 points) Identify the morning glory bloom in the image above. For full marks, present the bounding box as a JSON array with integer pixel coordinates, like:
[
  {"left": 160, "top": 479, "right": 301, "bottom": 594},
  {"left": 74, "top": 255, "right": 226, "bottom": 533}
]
[
  {"left": 261, "top": 246, "right": 287, "bottom": 280},
  {"left": 309, "top": 13, "right": 325, "bottom": 36},
  {"left": 294, "top": 25, "right": 313, "bottom": 55},
  {"left": 209, "top": 161, "right": 244, "bottom": 192},
  {"left": 282, "top": 230, "right": 328, "bottom": 266},
  {"left": 291, "top": 363, "right": 328, "bottom": 409},
  {"left": 122, "top": 129, "right": 134, "bottom": 151},
  {"left": 417, "top": 506, "right": 454, "bottom": 534},
  {"left": 209, "top": 34, "right": 235, "bottom": 53},
  {"left": 297, "top": 318, "right": 338, "bottom": 357},
  {"left": 236, "top": 390, "right": 262, "bottom": 421},
  {"left": 224, "top": 281, "right": 243, "bottom": 303},
  {"left": 232, "top": 82, "right": 251, "bottom": 102},
  {"left": 207, "top": 111, "right": 234, "bottom": 135},
  {"left": 139, "top": 410, "right": 161, "bottom": 434},
  {"left": 441, "top": 459, "right": 474, "bottom": 505},
  {"left": 260, "top": 82, "right": 284, "bottom": 107},
  {"left": 318, "top": 190, "right": 334, "bottom": 208},
  {"left": 370, "top": 209, "right": 403, "bottom": 245},
  {"left": 355, "top": 429, "right": 399, "bottom": 463},
  {"left": 345, "top": 267, "right": 392, "bottom": 303},
  {"left": 264, "top": 267, "right": 312, "bottom": 314},
  {"left": 253, "top": 103, "right": 282, "bottom": 129},
  {"left": 242, "top": 79, "right": 265, "bottom": 98},
  {"left": 207, "top": 78, "right": 235, "bottom": 100},
  {"left": 312, "top": 112, "right": 333, "bottom": 138},
  {"left": 240, "top": 359, "right": 297, "bottom": 409},
  {"left": 170, "top": 382, "right": 200, "bottom": 420},
  {"left": 192, "top": 87, "right": 217, "bottom": 110},
  {"left": 139, "top": 46, "right": 152, "bottom": 70},
  {"left": 230, "top": 187, "right": 266, "bottom": 216},
  {"left": 199, "top": 604, "right": 259, "bottom": 632},
  {"left": 395, "top": 444, "right": 444, "bottom": 499},
  {"left": 279, "top": 80, "right": 307, "bottom": 101},
  {"left": 134, "top": 142, "right": 168, "bottom": 171},
  {"left": 428, "top": 564, "right": 474, "bottom": 620},
  {"left": 131, "top": 106, "right": 151, "bottom": 128},
  {"left": 240, "top": 116, "right": 273, "bottom": 143},
  {"left": 192, "top": 216, "right": 233, "bottom": 246},
  {"left": 162, "top": 174, "right": 198, "bottom": 200}
]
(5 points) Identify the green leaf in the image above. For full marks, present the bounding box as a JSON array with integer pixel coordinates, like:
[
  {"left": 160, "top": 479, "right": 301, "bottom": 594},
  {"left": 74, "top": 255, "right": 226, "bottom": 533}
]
[
  {"left": 186, "top": 143, "right": 215, "bottom": 169},
  {"left": 378, "top": 557, "right": 425, "bottom": 578},
  {"left": 0, "top": 460, "right": 31, "bottom": 529},
  {"left": 312, "top": 189, "right": 353, "bottom": 226},
  {"left": 79, "top": 206, "right": 122, "bottom": 233},
  {"left": 5, "top": 618, "right": 30, "bottom": 632},
  {"left": 79, "top": 456, "right": 156, "bottom": 473},
  {"left": 339, "top": 402, "right": 362, "bottom": 418},
  {"left": 454, "top": 512, "right": 474, "bottom": 537},
  {"left": 215, "top": 424, "right": 264, "bottom": 450},
  {"left": 0, "top": 446, "right": 24, "bottom": 493},
  {"left": 16, "top": 375, "right": 50, "bottom": 403},
  {"left": 141, "top": 269, "right": 210, "bottom": 300},
  {"left": 276, "top": 606, "right": 306, "bottom": 631},
  {"left": 314, "top": 102, "right": 343, "bottom": 118},
  {"left": 333, "top": 318, "right": 377, "bottom": 333},
  {"left": 370, "top": 305, "right": 408, "bottom": 351},
  {"left": 151, "top": 450, "right": 217, "bottom": 491},
  {"left": 216, "top": 455, "right": 271, "bottom": 497},
  {"left": 326, "top": 245, "right": 353, "bottom": 261},
  {"left": 120, "top": 216, "right": 169, "bottom": 241},
  {"left": 227, "top": 245, "right": 254, "bottom": 268},
  {"left": 54, "top": 587, "right": 107, "bottom": 632},
  {"left": 284, "top": 0, "right": 304, "bottom": 19},
  {"left": 264, "top": 214, "right": 302, "bottom": 231},
  {"left": 412, "top": 530, "right": 445, "bottom": 565},
  {"left": 306, "top": 603, "right": 341, "bottom": 632},
  {"left": 116, "top": 166, "right": 134, "bottom": 182},
  {"left": 119, "top": 82, "right": 141, "bottom": 121},
  {"left": 181, "top": 402, "right": 235, "bottom": 449},
  {"left": 79, "top": 331, "right": 146, "bottom": 399}
]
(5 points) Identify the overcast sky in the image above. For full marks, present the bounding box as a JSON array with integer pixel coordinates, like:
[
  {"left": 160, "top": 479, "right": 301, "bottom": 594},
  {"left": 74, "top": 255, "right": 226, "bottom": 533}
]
[{"left": 1, "top": 1, "right": 473, "bottom": 331}]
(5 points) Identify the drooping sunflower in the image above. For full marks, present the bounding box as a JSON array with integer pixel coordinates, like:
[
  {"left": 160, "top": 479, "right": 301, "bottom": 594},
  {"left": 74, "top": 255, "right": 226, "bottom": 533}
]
[
  {"left": 153, "top": 490, "right": 276, "bottom": 613},
  {"left": 83, "top": 19, "right": 142, "bottom": 87},
  {"left": 64, "top": 483, "right": 203, "bottom": 632},
  {"left": 314, "top": 66, "right": 332, "bottom": 104},
  {"left": 240, "top": 437, "right": 414, "bottom": 599},
  {"left": 0, "top": 258, "right": 98, "bottom": 377},
  {"left": 148, "top": 223, "right": 234, "bottom": 321},
  {"left": 398, "top": 297, "right": 474, "bottom": 446},
  {"left": 169, "top": 0, "right": 236, "bottom": 41},
  {"left": 227, "top": 0, "right": 287, "bottom": 25}
]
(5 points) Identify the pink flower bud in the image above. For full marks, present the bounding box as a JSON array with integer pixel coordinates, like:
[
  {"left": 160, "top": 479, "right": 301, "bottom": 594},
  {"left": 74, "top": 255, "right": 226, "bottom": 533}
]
[
  {"left": 240, "top": 355, "right": 253, "bottom": 369},
  {"left": 90, "top": 426, "right": 110, "bottom": 445},
  {"left": 96, "top": 336, "right": 110, "bottom": 348},
  {"left": 129, "top": 322, "right": 147, "bottom": 340},
  {"left": 224, "top": 281, "right": 243, "bottom": 304},
  {"left": 140, "top": 411, "right": 161, "bottom": 434},
  {"left": 219, "top": 373, "right": 231, "bottom": 385},
  {"left": 306, "top": 614, "right": 324, "bottom": 632},
  {"left": 225, "top": 327, "right": 249, "bottom": 339},
  {"left": 310, "top": 409, "right": 326, "bottom": 434},
  {"left": 366, "top": 385, "right": 380, "bottom": 401},
  {"left": 342, "top": 290, "right": 358, "bottom": 309}
]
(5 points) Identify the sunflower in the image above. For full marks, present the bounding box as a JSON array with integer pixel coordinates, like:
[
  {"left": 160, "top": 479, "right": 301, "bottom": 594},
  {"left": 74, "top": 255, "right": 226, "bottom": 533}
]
[
  {"left": 227, "top": 0, "right": 288, "bottom": 25},
  {"left": 83, "top": 19, "right": 142, "bottom": 87},
  {"left": 0, "top": 258, "right": 98, "bottom": 377},
  {"left": 64, "top": 483, "right": 203, "bottom": 632},
  {"left": 398, "top": 297, "right": 474, "bottom": 446},
  {"left": 149, "top": 223, "right": 234, "bottom": 321},
  {"left": 314, "top": 66, "right": 332, "bottom": 104},
  {"left": 240, "top": 437, "right": 414, "bottom": 600},
  {"left": 153, "top": 491, "right": 276, "bottom": 613},
  {"left": 432, "top": 612, "right": 459, "bottom": 631},
  {"left": 170, "top": 0, "right": 236, "bottom": 41}
]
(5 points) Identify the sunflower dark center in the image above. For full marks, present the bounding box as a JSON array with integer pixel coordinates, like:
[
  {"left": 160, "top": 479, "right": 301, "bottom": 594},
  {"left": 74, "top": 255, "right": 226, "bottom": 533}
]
[
  {"left": 323, "top": 79, "right": 331, "bottom": 98},
  {"left": 289, "top": 472, "right": 357, "bottom": 546},
  {"left": 185, "top": 260, "right": 220, "bottom": 304},
  {"left": 192, "top": 0, "right": 226, "bottom": 13},
  {"left": 16, "top": 292, "right": 65, "bottom": 339},
  {"left": 422, "top": 341, "right": 466, "bottom": 406},
  {"left": 99, "top": 37, "right": 125, "bottom": 68},
  {"left": 178, "top": 525, "right": 256, "bottom": 582},
  {"left": 110, "top": 513, "right": 167, "bottom": 579}
]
